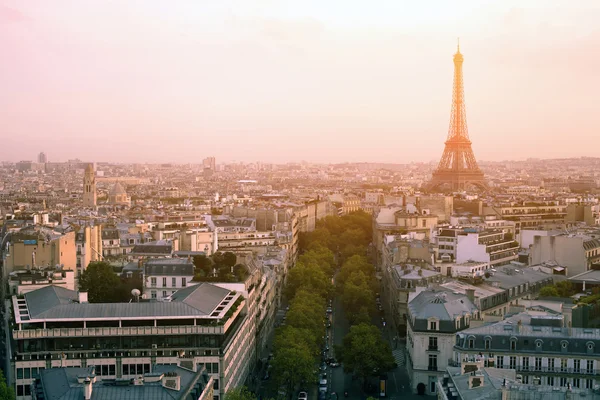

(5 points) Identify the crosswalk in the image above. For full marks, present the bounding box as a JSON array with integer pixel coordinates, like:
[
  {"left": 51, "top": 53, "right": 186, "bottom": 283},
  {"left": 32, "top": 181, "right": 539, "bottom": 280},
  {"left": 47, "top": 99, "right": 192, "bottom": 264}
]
[{"left": 393, "top": 348, "right": 405, "bottom": 367}]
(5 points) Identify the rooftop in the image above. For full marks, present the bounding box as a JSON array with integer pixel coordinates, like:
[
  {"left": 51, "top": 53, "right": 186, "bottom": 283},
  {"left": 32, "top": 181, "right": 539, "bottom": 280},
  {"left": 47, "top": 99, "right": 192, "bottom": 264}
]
[
  {"left": 14, "top": 284, "right": 237, "bottom": 323},
  {"left": 35, "top": 364, "right": 212, "bottom": 400},
  {"left": 408, "top": 289, "right": 478, "bottom": 321}
]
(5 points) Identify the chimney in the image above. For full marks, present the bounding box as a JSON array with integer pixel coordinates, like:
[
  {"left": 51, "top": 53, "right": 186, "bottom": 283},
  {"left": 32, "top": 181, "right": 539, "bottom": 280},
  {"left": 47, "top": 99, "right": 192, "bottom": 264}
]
[
  {"left": 416, "top": 197, "right": 421, "bottom": 212},
  {"left": 517, "top": 320, "right": 522, "bottom": 334},
  {"left": 465, "top": 289, "right": 475, "bottom": 304},
  {"left": 402, "top": 195, "right": 407, "bottom": 207},
  {"left": 78, "top": 292, "right": 88, "bottom": 303},
  {"left": 138, "top": 258, "right": 143, "bottom": 269},
  {"left": 83, "top": 377, "right": 93, "bottom": 400},
  {"left": 418, "top": 269, "right": 423, "bottom": 276}
]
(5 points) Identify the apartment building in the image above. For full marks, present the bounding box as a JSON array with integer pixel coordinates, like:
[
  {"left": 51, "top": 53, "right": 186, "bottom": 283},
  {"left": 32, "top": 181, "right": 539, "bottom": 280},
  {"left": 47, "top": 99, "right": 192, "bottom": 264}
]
[
  {"left": 483, "top": 201, "right": 567, "bottom": 235},
  {"left": 530, "top": 231, "right": 600, "bottom": 277},
  {"left": 456, "top": 230, "right": 519, "bottom": 268},
  {"left": 3, "top": 226, "right": 77, "bottom": 273},
  {"left": 406, "top": 290, "right": 479, "bottom": 395},
  {"left": 10, "top": 282, "right": 251, "bottom": 400},
  {"left": 75, "top": 224, "right": 103, "bottom": 271},
  {"left": 143, "top": 258, "right": 196, "bottom": 300},
  {"left": 454, "top": 312, "right": 600, "bottom": 390}
]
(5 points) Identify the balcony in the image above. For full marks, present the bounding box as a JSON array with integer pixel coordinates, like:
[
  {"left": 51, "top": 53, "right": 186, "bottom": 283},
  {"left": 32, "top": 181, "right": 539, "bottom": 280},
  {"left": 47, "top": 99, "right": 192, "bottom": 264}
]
[
  {"left": 427, "top": 346, "right": 439, "bottom": 352},
  {"left": 13, "top": 325, "right": 225, "bottom": 339},
  {"left": 515, "top": 366, "right": 600, "bottom": 376},
  {"left": 428, "top": 365, "right": 438, "bottom": 371}
]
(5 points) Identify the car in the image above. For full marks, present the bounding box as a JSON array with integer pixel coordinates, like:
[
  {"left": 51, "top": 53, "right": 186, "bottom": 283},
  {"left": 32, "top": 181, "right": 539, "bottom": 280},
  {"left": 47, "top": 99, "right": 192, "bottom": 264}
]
[
  {"left": 330, "top": 362, "right": 340, "bottom": 368},
  {"left": 318, "top": 392, "right": 327, "bottom": 400},
  {"left": 320, "top": 362, "right": 328, "bottom": 371},
  {"left": 298, "top": 391, "right": 308, "bottom": 400},
  {"left": 319, "top": 373, "right": 328, "bottom": 386},
  {"left": 324, "top": 345, "right": 330, "bottom": 352},
  {"left": 326, "top": 307, "right": 333, "bottom": 314},
  {"left": 327, "top": 321, "right": 331, "bottom": 328}
]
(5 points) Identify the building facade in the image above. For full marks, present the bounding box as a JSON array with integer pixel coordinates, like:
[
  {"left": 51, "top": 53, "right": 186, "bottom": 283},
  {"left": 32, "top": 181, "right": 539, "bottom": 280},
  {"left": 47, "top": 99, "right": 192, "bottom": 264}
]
[{"left": 82, "top": 163, "right": 97, "bottom": 208}]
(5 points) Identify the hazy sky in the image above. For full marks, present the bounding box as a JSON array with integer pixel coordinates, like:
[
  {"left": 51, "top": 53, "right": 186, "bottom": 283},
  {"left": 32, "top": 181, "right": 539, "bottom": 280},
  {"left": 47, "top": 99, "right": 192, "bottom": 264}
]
[{"left": 1, "top": 1, "right": 599, "bottom": 164}]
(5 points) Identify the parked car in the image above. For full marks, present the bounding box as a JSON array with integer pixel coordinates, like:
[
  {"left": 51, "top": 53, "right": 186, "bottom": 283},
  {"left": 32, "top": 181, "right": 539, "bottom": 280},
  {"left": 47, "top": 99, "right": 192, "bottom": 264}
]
[
  {"left": 330, "top": 361, "right": 340, "bottom": 368},
  {"left": 298, "top": 391, "right": 308, "bottom": 400},
  {"left": 320, "top": 362, "right": 328, "bottom": 371},
  {"left": 326, "top": 307, "right": 333, "bottom": 314}
]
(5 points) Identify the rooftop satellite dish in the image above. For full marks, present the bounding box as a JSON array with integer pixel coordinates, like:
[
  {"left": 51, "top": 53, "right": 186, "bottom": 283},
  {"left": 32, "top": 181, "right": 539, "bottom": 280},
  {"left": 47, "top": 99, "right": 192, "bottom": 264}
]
[{"left": 131, "top": 289, "right": 141, "bottom": 297}]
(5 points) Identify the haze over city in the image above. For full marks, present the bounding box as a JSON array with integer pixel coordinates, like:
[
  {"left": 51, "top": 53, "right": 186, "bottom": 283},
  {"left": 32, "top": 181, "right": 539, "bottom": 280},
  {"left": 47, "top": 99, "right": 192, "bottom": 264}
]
[{"left": 1, "top": 0, "right": 599, "bottom": 164}]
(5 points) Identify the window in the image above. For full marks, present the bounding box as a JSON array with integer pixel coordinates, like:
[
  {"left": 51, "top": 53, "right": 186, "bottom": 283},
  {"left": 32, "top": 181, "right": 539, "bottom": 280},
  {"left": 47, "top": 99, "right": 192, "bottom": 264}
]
[
  {"left": 151, "top": 291, "right": 157, "bottom": 299},
  {"left": 182, "top": 277, "right": 187, "bottom": 287},
  {"left": 587, "top": 360, "right": 594, "bottom": 373},
  {"left": 509, "top": 356, "right": 516, "bottom": 369},
  {"left": 548, "top": 376, "right": 554, "bottom": 386},
  {"left": 151, "top": 277, "right": 157, "bottom": 287},
  {"left": 162, "top": 277, "right": 167, "bottom": 287},
  {"left": 17, "top": 368, "right": 23, "bottom": 379},
  {"left": 422, "top": 220, "right": 427, "bottom": 228},
  {"left": 428, "top": 355, "right": 438, "bottom": 371},
  {"left": 549, "top": 358, "right": 555, "bottom": 371},
  {"left": 573, "top": 378, "right": 580, "bottom": 388},
  {"left": 213, "top": 379, "right": 219, "bottom": 390},
  {"left": 560, "top": 359, "right": 567, "bottom": 372},
  {"left": 522, "top": 357, "right": 529, "bottom": 371},
  {"left": 212, "top": 363, "right": 219, "bottom": 373},
  {"left": 510, "top": 340, "right": 516, "bottom": 351},
  {"left": 162, "top": 291, "right": 167, "bottom": 298},
  {"left": 586, "top": 379, "right": 593, "bottom": 389},
  {"left": 497, "top": 356, "right": 504, "bottom": 369},
  {"left": 574, "top": 359, "right": 581, "bottom": 373},
  {"left": 485, "top": 339, "right": 491, "bottom": 350},
  {"left": 172, "top": 277, "right": 176, "bottom": 287},
  {"left": 428, "top": 337, "right": 438, "bottom": 350},
  {"left": 535, "top": 357, "right": 542, "bottom": 371},
  {"left": 560, "top": 377, "right": 567, "bottom": 387},
  {"left": 429, "top": 321, "right": 438, "bottom": 331}
]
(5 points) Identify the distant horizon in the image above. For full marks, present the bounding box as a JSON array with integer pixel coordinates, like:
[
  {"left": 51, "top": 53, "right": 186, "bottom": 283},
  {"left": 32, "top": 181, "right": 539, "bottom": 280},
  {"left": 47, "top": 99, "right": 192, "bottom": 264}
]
[
  {"left": 6, "top": 154, "right": 600, "bottom": 166},
  {"left": 2, "top": 1, "right": 599, "bottom": 164}
]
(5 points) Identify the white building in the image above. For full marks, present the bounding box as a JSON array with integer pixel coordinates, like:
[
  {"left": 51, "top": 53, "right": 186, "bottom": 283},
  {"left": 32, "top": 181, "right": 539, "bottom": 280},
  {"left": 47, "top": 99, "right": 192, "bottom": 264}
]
[
  {"left": 406, "top": 290, "right": 479, "bottom": 395},
  {"left": 143, "top": 258, "right": 196, "bottom": 300}
]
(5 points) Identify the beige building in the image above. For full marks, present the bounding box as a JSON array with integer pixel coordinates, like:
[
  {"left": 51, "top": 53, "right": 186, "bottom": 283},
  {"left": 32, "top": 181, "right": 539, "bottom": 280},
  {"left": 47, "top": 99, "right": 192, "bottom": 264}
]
[
  {"left": 82, "top": 163, "right": 97, "bottom": 208},
  {"left": 75, "top": 225, "right": 103, "bottom": 271},
  {"left": 4, "top": 226, "right": 77, "bottom": 273},
  {"left": 107, "top": 182, "right": 131, "bottom": 207},
  {"left": 8, "top": 267, "right": 76, "bottom": 295}
]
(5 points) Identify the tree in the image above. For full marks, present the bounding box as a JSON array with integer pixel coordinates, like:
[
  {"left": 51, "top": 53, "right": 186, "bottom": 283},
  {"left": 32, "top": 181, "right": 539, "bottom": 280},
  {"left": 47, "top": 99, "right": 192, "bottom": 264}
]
[
  {"left": 336, "top": 323, "right": 396, "bottom": 388},
  {"left": 223, "top": 252, "right": 238, "bottom": 268},
  {"left": 284, "top": 261, "right": 332, "bottom": 301},
  {"left": 285, "top": 289, "right": 326, "bottom": 349},
  {"left": 341, "top": 271, "right": 375, "bottom": 325},
  {"left": 225, "top": 387, "right": 257, "bottom": 400},
  {"left": 0, "top": 368, "right": 15, "bottom": 400},
  {"left": 79, "top": 261, "right": 123, "bottom": 303},
  {"left": 271, "top": 326, "right": 317, "bottom": 395},
  {"left": 539, "top": 286, "right": 560, "bottom": 297},
  {"left": 193, "top": 254, "right": 212, "bottom": 275}
]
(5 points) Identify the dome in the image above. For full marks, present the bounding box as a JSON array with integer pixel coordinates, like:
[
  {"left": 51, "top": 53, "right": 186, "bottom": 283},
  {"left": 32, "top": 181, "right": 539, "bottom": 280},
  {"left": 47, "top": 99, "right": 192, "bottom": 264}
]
[{"left": 110, "top": 182, "right": 127, "bottom": 196}]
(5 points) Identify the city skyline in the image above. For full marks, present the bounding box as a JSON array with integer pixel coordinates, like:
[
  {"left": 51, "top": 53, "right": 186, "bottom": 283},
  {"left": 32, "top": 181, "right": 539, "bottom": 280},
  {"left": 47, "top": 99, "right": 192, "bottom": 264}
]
[{"left": 1, "top": 1, "right": 599, "bottom": 164}]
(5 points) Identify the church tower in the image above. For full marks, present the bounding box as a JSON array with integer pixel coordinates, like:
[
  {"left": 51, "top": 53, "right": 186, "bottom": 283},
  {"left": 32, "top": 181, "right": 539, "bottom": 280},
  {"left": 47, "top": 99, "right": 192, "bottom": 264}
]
[{"left": 83, "top": 163, "right": 97, "bottom": 207}]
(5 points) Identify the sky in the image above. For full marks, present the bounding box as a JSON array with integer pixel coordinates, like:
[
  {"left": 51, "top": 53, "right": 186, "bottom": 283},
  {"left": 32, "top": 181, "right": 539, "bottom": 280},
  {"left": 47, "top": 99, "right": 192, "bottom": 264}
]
[{"left": 1, "top": 0, "right": 599, "bottom": 164}]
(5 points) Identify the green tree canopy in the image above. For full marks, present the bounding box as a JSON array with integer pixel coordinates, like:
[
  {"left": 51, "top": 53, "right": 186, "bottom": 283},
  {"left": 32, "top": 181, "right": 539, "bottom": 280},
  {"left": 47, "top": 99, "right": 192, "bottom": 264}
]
[
  {"left": 285, "top": 289, "right": 326, "bottom": 349},
  {"left": 539, "top": 286, "right": 560, "bottom": 297},
  {"left": 271, "top": 326, "right": 317, "bottom": 395},
  {"left": 79, "top": 261, "right": 123, "bottom": 303},
  {"left": 341, "top": 271, "right": 375, "bottom": 325},
  {"left": 0, "top": 369, "right": 15, "bottom": 400},
  {"left": 284, "top": 261, "right": 332, "bottom": 301},
  {"left": 336, "top": 323, "right": 396, "bottom": 387},
  {"left": 225, "top": 387, "right": 257, "bottom": 400}
]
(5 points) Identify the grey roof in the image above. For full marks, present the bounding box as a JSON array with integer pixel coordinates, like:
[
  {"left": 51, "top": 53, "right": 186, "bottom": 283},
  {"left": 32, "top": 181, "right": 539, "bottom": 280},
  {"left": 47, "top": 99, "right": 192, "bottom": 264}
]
[
  {"left": 484, "top": 265, "right": 552, "bottom": 290},
  {"left": 569, "top": 268, "right": 600, "bottom": 283},
  {"left": 171, "top": 283, "right": 231, "bottom": 315},
  {"left": 144, "top": 258, "right": 194, "bottom": 277},
  {"left": 455, "top": 312, "right": 600, "bottom": 356},
  {"left": 409, "top": 290, "right": 477, "bottom": 321},
  {"left": 37, "top": 365, "right": 211, "bottom": 400},
  {"left": 131, "top": 241, "right": 172, "bottom": 255},
  {"left": 20, "top": 283, "right": 231, "bottom": 321}
]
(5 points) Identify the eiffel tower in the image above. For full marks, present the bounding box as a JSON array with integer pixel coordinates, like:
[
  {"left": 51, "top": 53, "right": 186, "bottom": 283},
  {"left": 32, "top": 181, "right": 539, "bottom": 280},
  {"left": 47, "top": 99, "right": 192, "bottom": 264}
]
[{"left": 427, "top": 43, "right": 488, "bottom": 192}]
